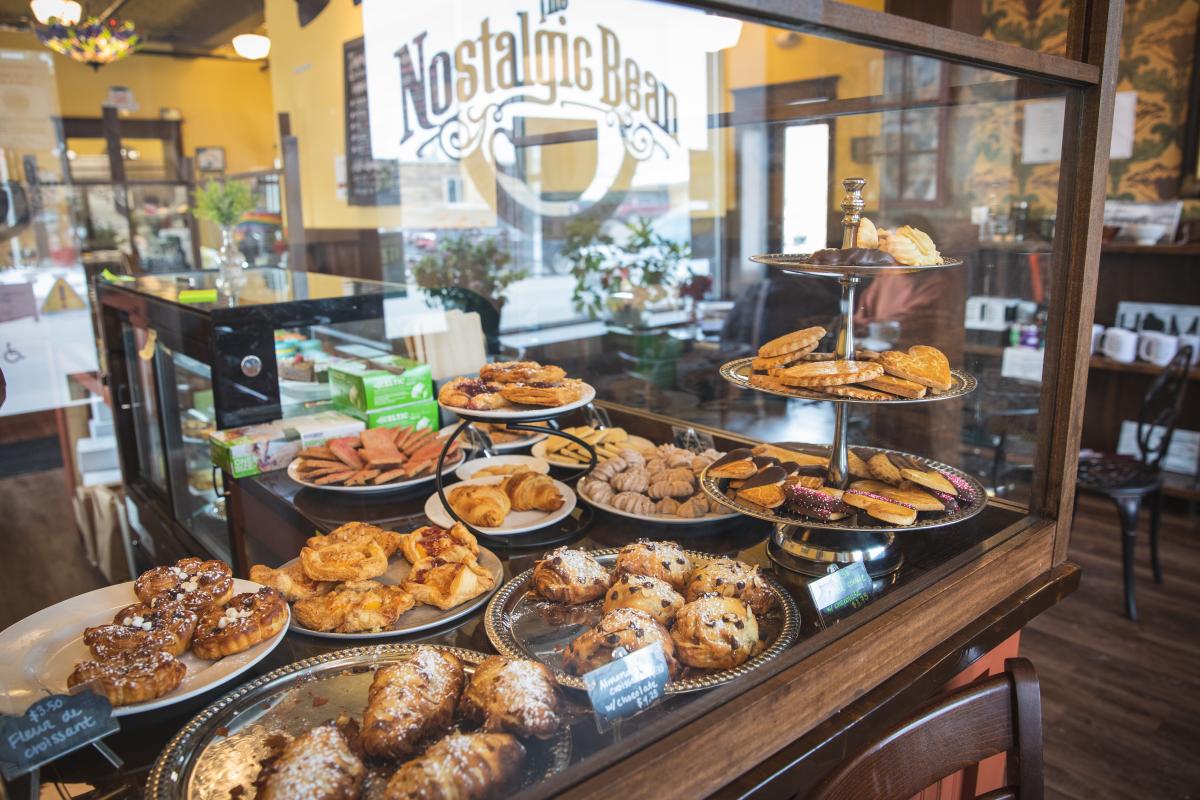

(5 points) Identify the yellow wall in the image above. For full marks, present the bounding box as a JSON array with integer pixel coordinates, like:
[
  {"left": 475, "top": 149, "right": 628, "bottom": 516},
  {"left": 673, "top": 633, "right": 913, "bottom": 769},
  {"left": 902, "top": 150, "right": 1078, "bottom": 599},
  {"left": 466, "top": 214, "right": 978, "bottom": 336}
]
[{"left": 0, "top": 31, "right": 276, "bottom": 175}]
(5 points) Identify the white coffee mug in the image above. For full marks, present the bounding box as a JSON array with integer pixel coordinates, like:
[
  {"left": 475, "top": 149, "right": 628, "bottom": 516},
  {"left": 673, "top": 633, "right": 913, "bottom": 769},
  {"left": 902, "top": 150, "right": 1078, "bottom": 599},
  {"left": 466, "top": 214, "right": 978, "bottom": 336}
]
[
  {"left": 1101, "top": 327, "right": 1138, "bottom": 363},
  {"left": 1176, "top": 333, "right": 1200, "bottom": 366},
  {"left": 1091, "top": 323, "right": 1105, "bottom": 354},
  {"left": 1137, "top": 331, "right": 1179, "bottom": 367}
]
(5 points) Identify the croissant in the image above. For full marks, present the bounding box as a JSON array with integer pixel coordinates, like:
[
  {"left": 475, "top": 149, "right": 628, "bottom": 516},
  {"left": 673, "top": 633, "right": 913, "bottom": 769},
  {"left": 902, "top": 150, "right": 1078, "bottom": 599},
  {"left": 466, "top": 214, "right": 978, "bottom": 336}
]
[
  {"left": 448, "top": 484, "right": 511, "bottom": 527},
  {"left": 610, "top": 492, "right": 654, "bottom": 515},
  {"left": 258, "top": 717, "right": 364, "bottom": 800},
  {"left": 362, "top": 647, "right": 464, "bottom": 759},
  {"left": 648, "top": 479, "right": 693, "bottom": 499},
  {"left": 383, "top": 731, "right": 524, "bottom": 800},
  {"left": 502, "top": 471, "right": 564, "bottom": 512},
  {"left": 611, "top": 469, "right": 649, "bottom": 493}
]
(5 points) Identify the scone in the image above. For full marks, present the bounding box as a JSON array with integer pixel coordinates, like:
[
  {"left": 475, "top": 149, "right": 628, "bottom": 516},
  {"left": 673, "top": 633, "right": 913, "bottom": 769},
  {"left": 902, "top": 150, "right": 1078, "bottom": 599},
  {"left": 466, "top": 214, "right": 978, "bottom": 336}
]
[
  {"left": 531, "top": 548, "right": 611, "bottom": 604},
  {"left": 399, "top": 523, "right": 479, "bottom": 564},
  {"left": 602, "top": 573, "right": 684, "bottom": 626},
  {"left": 562, "top": 608, "right": 681, "bottom": 679},
  {"left": 613, "top": 540, "right": 692, "bottom": 591},
  {"left": 191, "top": 588, "right": 288, "bottom": 659},
  {"left": 299, "top": 538, "right": 389, "bottom": 582},
  {"left": 685, "top": 558, "right": 773, "bottom": 616},
  {"left": 134, "top": 558, "right": 234, "bottom": 611},
  {"left": 67, "top": 645, "right": 186, "bottom": 707},
  {"left": 293, "top": 581, "right": 416, "bottom": 633},
  {"left": 402, "top": 558, "right": 495, "bottom": 610},
  {"left": 249, "top": 561, "right": 335, "bottom": 602},
  {"left": 671, "top": 596, "right": 759, "bottom": 670}
]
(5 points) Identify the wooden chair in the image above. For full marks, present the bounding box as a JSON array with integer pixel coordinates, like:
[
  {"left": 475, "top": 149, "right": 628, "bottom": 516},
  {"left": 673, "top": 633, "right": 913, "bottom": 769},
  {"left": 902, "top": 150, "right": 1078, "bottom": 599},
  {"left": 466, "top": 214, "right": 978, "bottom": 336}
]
[
  {"left": 1075, "top": 346, "right": 1192, "bottom": 621},
  {"left": 808, "top": 658, "right": 1043, "bottom": 800}
]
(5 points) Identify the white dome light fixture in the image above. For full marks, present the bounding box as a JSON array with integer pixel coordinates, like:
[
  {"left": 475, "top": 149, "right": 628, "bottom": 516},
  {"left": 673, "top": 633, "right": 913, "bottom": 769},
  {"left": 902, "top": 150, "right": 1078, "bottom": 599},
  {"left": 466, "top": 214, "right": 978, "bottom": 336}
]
[
  {"left": 30, "top": 0, "right": 82, "bottom": 25},
  {"left": 232, "top": 33, "right": 270, "bottom": 60}
]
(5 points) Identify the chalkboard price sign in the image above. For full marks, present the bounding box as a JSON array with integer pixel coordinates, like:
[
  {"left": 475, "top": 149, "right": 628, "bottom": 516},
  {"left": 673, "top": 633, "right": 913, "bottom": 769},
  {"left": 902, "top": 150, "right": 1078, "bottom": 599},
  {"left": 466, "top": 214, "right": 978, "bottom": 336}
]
[
  {"left": 343, "top": 37, "right": 401, "bottom": 206},
  {"left": 0, "top": 692, "right": 119, "bottom": 781},
  {"left": 582, "top": 642, "right": 670, "bottom": 730},
  {"left": 808, "top": 561, "right": 873, "bottom": 626}
]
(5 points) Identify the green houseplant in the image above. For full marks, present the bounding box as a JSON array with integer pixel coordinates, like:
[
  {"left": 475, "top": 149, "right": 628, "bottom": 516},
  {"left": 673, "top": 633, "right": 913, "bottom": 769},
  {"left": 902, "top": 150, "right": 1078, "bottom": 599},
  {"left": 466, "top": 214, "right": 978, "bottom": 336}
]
[{"left": 194, "top": 180, "right": 255, "bottom": 295}]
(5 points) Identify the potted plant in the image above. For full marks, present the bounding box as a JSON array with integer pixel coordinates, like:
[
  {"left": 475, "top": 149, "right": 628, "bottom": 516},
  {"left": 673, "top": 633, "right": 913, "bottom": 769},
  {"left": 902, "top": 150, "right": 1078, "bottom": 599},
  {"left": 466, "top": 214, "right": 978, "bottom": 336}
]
[
  {"left": 563, "top": 216, "right": 691, "bottom": 328},
  {"left": 194, "top": 180, "right": 255, "bottom": 295}
]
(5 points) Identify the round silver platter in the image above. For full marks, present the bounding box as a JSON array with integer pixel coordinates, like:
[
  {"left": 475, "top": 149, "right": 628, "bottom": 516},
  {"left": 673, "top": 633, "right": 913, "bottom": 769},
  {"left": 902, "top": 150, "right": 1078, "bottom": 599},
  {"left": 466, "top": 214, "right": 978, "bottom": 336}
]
[
  {"left": 485, "top": 548, "right": 800, "bottom": 694},
  {"left": 699, "top": 445, "right": 987, "bottom": 533},
  {"left": 146, "top": 644, "right": 571, "bottom": 800},
  {"left": 750, "top": 253, "right": 964, "bottom": 278},
  {"left": 719, "top": 357, "right": 977, "bottom": 405}
]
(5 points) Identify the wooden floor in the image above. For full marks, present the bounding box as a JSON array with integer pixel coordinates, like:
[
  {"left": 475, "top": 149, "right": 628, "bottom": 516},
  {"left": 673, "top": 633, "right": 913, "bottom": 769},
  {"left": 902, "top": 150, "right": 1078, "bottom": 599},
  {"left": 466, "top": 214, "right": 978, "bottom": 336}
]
[{"left": 0, "top": 471, "right": 1195, "bottom": 797}]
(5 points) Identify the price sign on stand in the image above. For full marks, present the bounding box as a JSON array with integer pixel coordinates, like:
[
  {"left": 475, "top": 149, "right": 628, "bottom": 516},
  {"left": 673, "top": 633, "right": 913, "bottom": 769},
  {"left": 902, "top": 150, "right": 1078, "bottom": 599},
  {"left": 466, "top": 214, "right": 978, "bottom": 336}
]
[
  {"left": 0, "top": 692, "right": 122, "bottom": 799},
  {"left": 807, "top": 561, "right": 873, "bottom": 626},
  {"left": 582, "top": 642, "right": 671, "bottom": 732}
]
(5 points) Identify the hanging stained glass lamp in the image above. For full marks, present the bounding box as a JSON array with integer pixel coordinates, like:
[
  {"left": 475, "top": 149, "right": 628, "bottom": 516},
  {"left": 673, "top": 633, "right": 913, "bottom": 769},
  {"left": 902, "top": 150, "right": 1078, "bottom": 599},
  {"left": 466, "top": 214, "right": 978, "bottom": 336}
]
[{"left": 36, "top": 16, "right": 140, "bottom": 70}]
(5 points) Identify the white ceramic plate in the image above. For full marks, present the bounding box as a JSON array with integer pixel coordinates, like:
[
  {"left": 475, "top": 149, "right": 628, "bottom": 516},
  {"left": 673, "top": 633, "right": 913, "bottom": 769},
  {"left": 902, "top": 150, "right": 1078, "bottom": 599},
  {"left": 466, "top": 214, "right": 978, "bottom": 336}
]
[
  {"left": 425, "top": 475, "right": 577, "bottom": 535},
  {"left": 531, "top": 433, "right": 656, "bottom": 469},
  {"left": 455, "top": 454, "right": 550, "bottom": 481},
  {"left": 286, "top": 450, "right": 463, "bottom": 494},
  {"left": 576, "top": 492, "right": 740, "bottom": 526},
  {"left": 0, "top": 579, "right": 287, "bottom": 718},
  {"left": 438, "top": 422, "right": 551, "bottom": 452},
  {"left": 441, "top": 383, "right": 596, "bottom": 421},
  {"left": 284, "top": 548, "right": 504, "bottom": 640}
]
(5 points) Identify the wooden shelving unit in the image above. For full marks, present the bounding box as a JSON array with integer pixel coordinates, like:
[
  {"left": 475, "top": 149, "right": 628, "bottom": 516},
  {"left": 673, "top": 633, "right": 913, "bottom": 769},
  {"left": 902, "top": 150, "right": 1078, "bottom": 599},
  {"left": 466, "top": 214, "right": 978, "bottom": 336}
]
[{"left": 1089, "top": 355, "right": 1200, "bottom": 381}]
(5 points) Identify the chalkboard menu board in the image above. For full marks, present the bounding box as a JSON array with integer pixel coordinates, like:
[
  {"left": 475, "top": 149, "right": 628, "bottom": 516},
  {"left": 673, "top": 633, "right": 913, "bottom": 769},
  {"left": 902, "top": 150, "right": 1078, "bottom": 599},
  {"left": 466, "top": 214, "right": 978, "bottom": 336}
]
[{"left": 343, "top": 37, "right": 400, "bottom": 206}]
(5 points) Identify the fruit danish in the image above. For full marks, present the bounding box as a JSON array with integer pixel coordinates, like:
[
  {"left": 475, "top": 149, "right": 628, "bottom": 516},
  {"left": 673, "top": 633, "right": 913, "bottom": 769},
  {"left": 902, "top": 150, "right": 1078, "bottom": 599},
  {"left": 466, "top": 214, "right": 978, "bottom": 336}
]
[
  {"left": 478, "top": 360, "right": 566, "bottom": 385},
  {"left": 134, "top": 557, "right": 234, "bottom": 610},
  {"left": 306, "top": 520, "right": 405, "bottom": 558},
  {"left": 292, "top": 581, "right": 415, "bottom": 633},
  {"left": 249, "top": 561, "right": 335, "bottom": 602},
  {"left": 191, "top": 588, "right": 288, "bottom": 659},
  {"left": 438, "top": 377, "right": 510, "bottom": 410},
  {"left": 83, "top": 599, "right": 197, "bottom": 659},
  {"left": 67, "top": 645, "right": 186, "bottom": 707},
  {"left": 398, "top": 522, "right": 479, "bottom": 564},
  {"left": 613, "top": 540, "right": 692, "bottom": 591},
  {"left": 459, "top": 656, "right": 561, "bottom": 738},
  {"left": 401, "top": 557, "right": 495, "bottom": 610},
  {"left": 299, "top": 538, "right": 389, "bottom": 582},
  {"left": 362, "top": 647, "right": 464, "bottom": 759},
  {"left": 531, "top": 547, "right": 611, "bottom": 604}
]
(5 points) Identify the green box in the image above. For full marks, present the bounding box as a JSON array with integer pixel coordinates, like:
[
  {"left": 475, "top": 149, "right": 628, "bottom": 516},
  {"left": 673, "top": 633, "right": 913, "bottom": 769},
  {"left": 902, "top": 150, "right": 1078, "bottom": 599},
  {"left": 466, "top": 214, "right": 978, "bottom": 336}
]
[
  {"left": 328, "top": 356, "right": 433, "bottom": 412},
  {"left": 339, "top": 398, "right": 439, "bottom": 431},
  {"left": 209, "top": 410, "right": 363, "bottom": 478}
]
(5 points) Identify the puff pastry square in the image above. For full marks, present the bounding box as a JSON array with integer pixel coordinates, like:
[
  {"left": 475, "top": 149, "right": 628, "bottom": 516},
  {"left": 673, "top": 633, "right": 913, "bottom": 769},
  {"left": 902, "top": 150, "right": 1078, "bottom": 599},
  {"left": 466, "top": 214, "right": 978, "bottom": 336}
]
[{"left": 402, "top": 558, "right": 495, "bottom": 610}]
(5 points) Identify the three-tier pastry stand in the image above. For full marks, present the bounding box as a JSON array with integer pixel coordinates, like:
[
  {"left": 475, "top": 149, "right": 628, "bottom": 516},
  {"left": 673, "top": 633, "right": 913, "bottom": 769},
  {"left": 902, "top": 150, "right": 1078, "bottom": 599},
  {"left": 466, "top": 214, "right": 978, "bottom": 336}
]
[
  {"left": 702, "top": 177, "right": 987, "bottom": 578},
  {"left": 433, "top": 402, "right": 599, "bottom": 549}
]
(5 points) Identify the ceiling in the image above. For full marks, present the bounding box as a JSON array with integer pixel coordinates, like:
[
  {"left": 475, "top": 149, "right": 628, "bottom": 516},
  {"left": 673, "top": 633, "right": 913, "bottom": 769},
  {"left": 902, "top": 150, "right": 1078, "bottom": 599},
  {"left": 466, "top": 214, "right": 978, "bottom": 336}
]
[{"left": 0, "top": 0, "right": 264, "bottom": 53}]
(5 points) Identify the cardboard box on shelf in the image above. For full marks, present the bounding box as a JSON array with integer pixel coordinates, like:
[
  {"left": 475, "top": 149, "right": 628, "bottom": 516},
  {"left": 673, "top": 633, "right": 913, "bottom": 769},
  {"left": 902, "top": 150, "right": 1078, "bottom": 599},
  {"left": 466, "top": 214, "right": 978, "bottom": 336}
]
[
  {"left": 340, "top": 398, "right": 439, "bottom": 431},
  {"left": 209, "top": 410, "right": 364, "bottom": 478},
  {"left": 329, "top": 356, "right": 433, "bottom": 412}
]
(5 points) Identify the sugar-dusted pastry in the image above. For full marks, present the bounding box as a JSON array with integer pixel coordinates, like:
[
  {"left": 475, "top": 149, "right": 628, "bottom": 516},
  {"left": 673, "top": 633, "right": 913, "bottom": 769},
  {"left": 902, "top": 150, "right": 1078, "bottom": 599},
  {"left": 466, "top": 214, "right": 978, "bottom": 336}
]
[
  {"left": 362, "top": 647, "right": 464, "bottom": 759},
  {"left": 68, "top": 645, "right": 186, "bottom": 707},
  {"left": 459, "top": 656, "right": 561, "bottom": 738},
  {"left": 134, "top": 557, "right": 233, "bottom": 611},
  {"left": 611, "top": 468, "right": 650, "bottom": 493},
  {"left": 399, "top": 522, "right": 479, "bottom": 564},
  {"left": 383, "top": 731, "right": 524, "bottom": 800},
  {"left": 300, "top": 538, "right": 389, "bottom": 582},
  {"left": 613, "top": 540, "right": 691, "bottom": 591},
  {"left": 685, "top": 558, "right": 773, "bottom": 616},
  {"left": 562, "top": 608, "right": 681, "bottom": 679},
  {"left": 84, "top": 599, "right": 196, "bottom": 659},
  {"left": 438, "top": 376, "right": 510, "bottom": 410},
  {"left": 707, "top": 448, "right": 757, "bottom": 479},
  {"left": 479, "top": 360, "right": 566, "bottom": 385},
  {"left": 402, "top": 557, "right": 495, "bottom": 610},
  {"left": 258, "top": 717, "right": 365, "bottom": 800},
  {"left": 448, "top": 483, "right": 511, "bottom": 528},
  {"left": 610, "top": 491, "right": 654, "bottom": 516},
  {"left": 306, "top": 521, "right": 404, "bottom": 558},
  {"left": 250, "top": 561, "right": 335, "bottom": 602},
  {"left": 191, "top": 588, "right": 288, "bottom": 659},
  {"left": 603, "top": 573, "right": 684, "bottom": 626},
  {"left": 498, "top": 379, "right": 585, "bottom": 407},
  {"left": 671, "top": 596, "right": 759, "bottom": 670},
  {"left": 531, "top": 547, "right": 611, "bottom": 604},
  {"left": 501, "top": 471, "right": 564, "bottom": 512},
  {"left": 293, "top": 581, "right": 416, "bottom": 633}
]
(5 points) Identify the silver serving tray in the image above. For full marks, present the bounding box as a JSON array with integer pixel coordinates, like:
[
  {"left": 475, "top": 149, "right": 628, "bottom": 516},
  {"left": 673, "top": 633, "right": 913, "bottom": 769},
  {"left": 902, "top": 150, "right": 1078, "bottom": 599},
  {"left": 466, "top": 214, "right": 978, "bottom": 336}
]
[
  {"left": 485, "top": 549, "right": 800, "bottom": 694},
  {"left": 146, "top": 644, "right": 571, "bottom": 800},
  {"left": 750, "top": 252, "right": 964, "bottom": 278},
  {"left": 719, "top": 357, "right": 977, "bottom": 405},
  {"left": 700, "top": 445, "right": 987, "bottom": 533}
]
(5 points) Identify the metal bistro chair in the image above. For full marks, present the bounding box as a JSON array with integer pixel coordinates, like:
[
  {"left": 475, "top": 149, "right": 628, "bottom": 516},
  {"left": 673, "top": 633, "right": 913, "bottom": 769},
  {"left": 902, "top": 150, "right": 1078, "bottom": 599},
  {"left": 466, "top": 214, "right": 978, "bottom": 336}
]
[
  {"left": 1076, "top": 346, "right": 1192, "bottom": 621},
  {"left": 810, "top": 658, "right": 1044, "bottom": 800}
]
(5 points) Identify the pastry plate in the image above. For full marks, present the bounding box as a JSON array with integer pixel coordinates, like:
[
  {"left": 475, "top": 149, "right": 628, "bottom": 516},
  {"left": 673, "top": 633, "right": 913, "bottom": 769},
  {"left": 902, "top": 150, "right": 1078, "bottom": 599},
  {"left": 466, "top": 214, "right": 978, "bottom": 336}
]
[
  {"left": 425, "top": 475, "right": 578, "bottom": 536},
  {"left": 0, "top": 579, "right": 287, "bottom": 718},
  {"left": 719, "top": 358, "right": 977, "bottom": 405},
  {"left": 485, "top": 549, "right": 800, "bottom": 694},
  {"left": 531, "top": 433, "right": 656, "bottom": 469},
  {"left": 441, "top": 382, "right": 597, "bottom": 422},
  {"left": 439, "top": 422, "right": 550, "bottom": 452},
  {"left": 282, "top": 547, "right": 503, "bottom": 640},
  {"left": 455, "top": 454, "right": 551, "bottom": 481},
  {"left": 146, "top": 644, "right": 572, "bottom": 800},
  {"left": 751, "top": 252, "right": 964, "bottom": 278},
  {"left": 286, "top": 448, "right": 463, "bottom": 494},
  {"left": 700, "top": 445, "right": 987, "bottom": 533},
  {"left": 576, "top": 492, "right": 740, "bottom": 526}
]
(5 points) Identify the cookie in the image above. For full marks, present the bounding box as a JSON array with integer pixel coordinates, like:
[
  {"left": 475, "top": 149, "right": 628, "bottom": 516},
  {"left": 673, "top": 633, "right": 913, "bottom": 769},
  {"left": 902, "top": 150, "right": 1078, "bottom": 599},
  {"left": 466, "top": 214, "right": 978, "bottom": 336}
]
[
  {"left": 757, "top": 326, "right": 826, "bottom": 358},
  {"left": 899, "top": 466, "right": 958, "bottom": 496},
  {"left": 775, "top": 360, "right": 884, "bottom": 388},
  {"left": 748, "top": 373, "right": 791, "bottom": 392},
  {"left": 848, "top": 448, "right": 874, "bottom": 479},
  {"left": 861, "top": 374, "right": 927, "bottom": 399},
  {"left": 821, "top": 385, "right": 895, "bottom": 401},
  {"left": 878, "top": 346, "right": 951, "bottom": 392},
  {"left": 881, "top": 483, "right": 944, "bottom": 512},
  {"left": 751, "top": 343, "right": 816, "bottom": 371},
  {"left": 867, "top": 452, "right": 906, "bottom": 485}
]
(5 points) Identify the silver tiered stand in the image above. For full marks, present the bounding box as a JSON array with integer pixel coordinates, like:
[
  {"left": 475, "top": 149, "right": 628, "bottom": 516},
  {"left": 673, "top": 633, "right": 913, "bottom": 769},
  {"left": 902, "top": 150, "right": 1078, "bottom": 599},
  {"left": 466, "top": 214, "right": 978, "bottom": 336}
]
[{"left": 704, "top": 177, "right": 987, "bottom": 578}]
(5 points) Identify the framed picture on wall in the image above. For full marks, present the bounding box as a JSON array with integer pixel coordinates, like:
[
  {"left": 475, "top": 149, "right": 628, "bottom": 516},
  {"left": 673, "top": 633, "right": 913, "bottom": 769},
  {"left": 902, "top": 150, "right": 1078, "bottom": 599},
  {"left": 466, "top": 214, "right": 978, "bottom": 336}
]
[{"left": 195, "top": 146, "right": 226, "bottom": 173}]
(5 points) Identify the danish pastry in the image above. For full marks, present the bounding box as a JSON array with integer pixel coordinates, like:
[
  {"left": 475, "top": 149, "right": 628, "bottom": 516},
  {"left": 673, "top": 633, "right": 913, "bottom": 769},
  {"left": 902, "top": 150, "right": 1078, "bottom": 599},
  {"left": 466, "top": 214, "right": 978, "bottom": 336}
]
[
  {"left": 399, "top": 522, "right": 479, "bottom": 564},
  {"left": 448, "top": 484, "right": 511, "bottom": 527},
  {"left": 306, "top": 521, "right": 404, "bottom": 558},
  {"left": 498, "top": 379, "right": 585, "bottom": 407},
  {"left": 67, "top": 645, "right": 186, "bottom": 707},
  {"left": 671, "top": 596, "right": 759, "bottom": 670},
  {"left": 383, "top": 731, "right": 523, "bottom": 800},
  {"left": 438, "top": 376, "right": 511, "bottom": 410},
  {"left": 562, "top": 607, "right": 681, "bottom": 679},
  {"left": 478, "top": 360, "right": 566, "bottom": 385},
  {"left": 402, "top": 557, "right": 495, "bottom": 610},
  {"left": 531, "top": 547, "right": 611, "bottom": 604},
  {"left": 603, "top": 573, "right": 684, "bottom": 625},
  {"left": 614, "top": 540, "right": 692, "bottom": 591},
  {"left": 134, "top": 558, "right": 234, "bottom": 610},
  {"left": 258, "top": 717, "right": 365, "bottom": 800},
  {"left": 191, "top": 588, "right": 288, "bottom": 659},
  {"left": 362, "top": 647, "right": 464, "bottom": 759},
  {"left": 459, "top": 656, "right": 561, "bottom": 738},
  {"left": 292, "top": 581, "right": 416, "bottom": 633},
  {"left": 685, "top": 558, "right": 773, "bottom": 615},
  {"left": 249, "top": 561, "right": 335, "bottom": 602},
  {"left": 84, "top": 599, "right": 197, "bottom": 659},
  {"left": 299, "top": 538, "right": 389, "bottom": 582},
  {"left": 502, "top": 471, "right": 564, "bottom": 512}
]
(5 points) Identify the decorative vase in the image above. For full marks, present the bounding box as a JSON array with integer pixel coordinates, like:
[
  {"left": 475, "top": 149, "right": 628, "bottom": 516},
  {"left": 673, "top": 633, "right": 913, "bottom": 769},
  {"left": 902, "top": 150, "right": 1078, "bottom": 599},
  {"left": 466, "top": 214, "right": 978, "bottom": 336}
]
[{"left": 214, "top": 225, "right": 247, "bottom": 298}]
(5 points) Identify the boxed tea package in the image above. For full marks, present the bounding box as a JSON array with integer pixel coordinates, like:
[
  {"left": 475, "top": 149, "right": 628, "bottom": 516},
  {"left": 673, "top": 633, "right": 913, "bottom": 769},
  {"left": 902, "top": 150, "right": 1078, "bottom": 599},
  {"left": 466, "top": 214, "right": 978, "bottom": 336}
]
[
  {"left": 339, "top": 398, "right": 439, "bottom": 431},
  {"left": 329, "top": 356, "right": 433, "bottom": 412},
  {"left": 209, "top": 410, "right": 364, "bottom": 478}
]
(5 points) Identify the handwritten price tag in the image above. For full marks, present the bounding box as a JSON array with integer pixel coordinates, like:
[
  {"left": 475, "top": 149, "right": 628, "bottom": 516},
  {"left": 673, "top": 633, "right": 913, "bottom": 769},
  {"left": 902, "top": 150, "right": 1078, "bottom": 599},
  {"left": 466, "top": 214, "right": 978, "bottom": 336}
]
[
  {"left": 0, "top": 693, "right": 119, "bottom": 780},
  {"left": 808, "top": 561, "right": 873, "bottom": 626},
  {"left": 582, "top": 642, "right": 670, "bottom": 730}
]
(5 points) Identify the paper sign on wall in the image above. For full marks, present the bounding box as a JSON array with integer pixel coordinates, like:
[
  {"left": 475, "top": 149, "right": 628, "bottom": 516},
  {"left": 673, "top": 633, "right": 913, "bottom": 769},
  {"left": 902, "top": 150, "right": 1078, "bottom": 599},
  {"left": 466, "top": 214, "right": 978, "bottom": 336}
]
[{"left": 1022, "top": 92, "right": 1136, "bottom": 164}]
